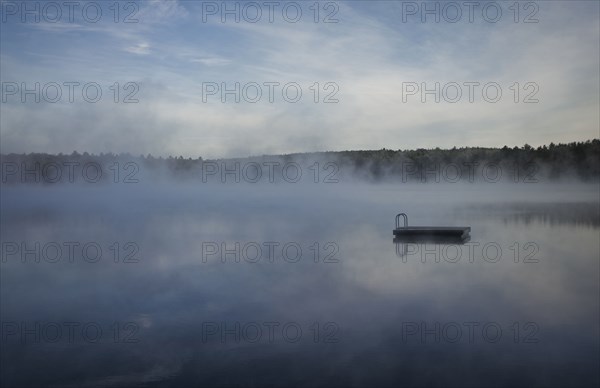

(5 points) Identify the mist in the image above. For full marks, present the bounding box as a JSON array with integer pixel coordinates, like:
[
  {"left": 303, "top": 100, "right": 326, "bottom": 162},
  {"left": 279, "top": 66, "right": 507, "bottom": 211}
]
[
  {"left": 2, "top": 0, "right": 599, "bottom": 386},
  {"left": 1, "top": 173, "right": 599, "bottom": 386}
]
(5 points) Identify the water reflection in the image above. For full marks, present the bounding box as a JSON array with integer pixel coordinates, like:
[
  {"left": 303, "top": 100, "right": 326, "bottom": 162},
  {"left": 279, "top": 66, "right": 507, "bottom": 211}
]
[
  {"left": 394, "top": 235, "right": 472, "bottom": 258},
  {"left": 1, "top": 184, "right": 598, "bottom": 387},
  {"left": 459, "top": 202, "right": 600, "bottom": 227}
]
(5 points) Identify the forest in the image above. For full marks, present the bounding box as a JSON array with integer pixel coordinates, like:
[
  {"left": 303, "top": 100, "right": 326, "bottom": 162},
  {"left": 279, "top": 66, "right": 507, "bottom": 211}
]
[{"left": 1, "top": 139, "right": 599, "bottom": 184}]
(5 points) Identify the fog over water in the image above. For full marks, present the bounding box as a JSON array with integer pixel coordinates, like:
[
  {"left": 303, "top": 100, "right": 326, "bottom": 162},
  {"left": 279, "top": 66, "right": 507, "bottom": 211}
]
[
  {"left": 1, "top": 181, "right": 598, "bottom": 387},
  {"left": 1, "top": 0, "right": 599, "bottom": 386}
]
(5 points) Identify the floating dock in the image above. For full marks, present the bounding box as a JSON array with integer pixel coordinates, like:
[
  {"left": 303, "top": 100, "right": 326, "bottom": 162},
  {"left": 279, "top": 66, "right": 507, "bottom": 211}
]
[
  {"left": 393, "top": 213, "right": 470, "bottom": 240},
  {"left": 393, "top": 234, "right": 470, "bottom": 244}
]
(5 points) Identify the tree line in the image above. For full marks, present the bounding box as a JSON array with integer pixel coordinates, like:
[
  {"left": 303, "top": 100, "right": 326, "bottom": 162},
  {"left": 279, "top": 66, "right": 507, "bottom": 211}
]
[{"left": 1, "top": 139, "right": 598, "bottom": 184}]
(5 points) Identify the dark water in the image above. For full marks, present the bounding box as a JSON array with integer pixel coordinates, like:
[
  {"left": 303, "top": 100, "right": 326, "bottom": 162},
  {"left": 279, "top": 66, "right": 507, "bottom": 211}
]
[{"left": 1, "top": 183, "right": 599, "bottom": 387}]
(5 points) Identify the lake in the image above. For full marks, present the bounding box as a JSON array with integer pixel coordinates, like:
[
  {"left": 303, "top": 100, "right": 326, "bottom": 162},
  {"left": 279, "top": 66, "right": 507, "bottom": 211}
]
[{"left": 1, "top": 182, "right": 598, "bottom": 387}]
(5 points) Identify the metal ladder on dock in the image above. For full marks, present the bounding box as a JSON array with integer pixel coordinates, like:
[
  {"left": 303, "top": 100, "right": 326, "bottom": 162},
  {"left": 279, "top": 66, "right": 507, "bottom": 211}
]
[{"left": 395, "top": 213, "right": 408, "bottom": 229}]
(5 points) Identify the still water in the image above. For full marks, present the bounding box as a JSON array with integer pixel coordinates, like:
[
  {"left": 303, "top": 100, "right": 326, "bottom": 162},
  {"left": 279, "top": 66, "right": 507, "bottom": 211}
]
[{"left": 1, "top": 183, "right": 598, "bottom": 387}]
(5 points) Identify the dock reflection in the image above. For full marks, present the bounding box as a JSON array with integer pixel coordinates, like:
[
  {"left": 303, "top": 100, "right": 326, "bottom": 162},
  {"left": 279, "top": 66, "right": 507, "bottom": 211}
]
[{"left": 393, "top": 235, "right": 471, "bottom": 258}]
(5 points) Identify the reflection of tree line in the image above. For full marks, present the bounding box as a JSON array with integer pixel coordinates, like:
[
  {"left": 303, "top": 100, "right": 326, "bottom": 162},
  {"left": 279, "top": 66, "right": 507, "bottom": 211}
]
[
  {"left": 1, "top": 139, "right": 598, "bottom": 183},
  {"left": 465, "top": 203, "right": 600, "bottom": 228}
]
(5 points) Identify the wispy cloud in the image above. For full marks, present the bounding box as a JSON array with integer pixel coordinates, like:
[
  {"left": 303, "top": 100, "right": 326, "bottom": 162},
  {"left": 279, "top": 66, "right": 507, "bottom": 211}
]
[
  {"left": 29, "top": 22, "right": 86, "bottom": 32},
  {"left": 1, "top": 1, "right": 598, "bottom": 157},
  {"left": 137, "top": 0, "right": 189, "bottom": 24},
  {"left": 190, "top": 57, "right": 231, "bottom": 66},
  {"left": 125, "top": 42, "right": 151, "bottom": 55}
]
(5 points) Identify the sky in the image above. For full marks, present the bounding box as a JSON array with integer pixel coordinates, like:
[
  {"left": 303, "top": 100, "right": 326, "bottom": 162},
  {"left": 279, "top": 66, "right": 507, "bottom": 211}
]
[{"left": 0, "top": 0, "right": 599, "bottom": 158}]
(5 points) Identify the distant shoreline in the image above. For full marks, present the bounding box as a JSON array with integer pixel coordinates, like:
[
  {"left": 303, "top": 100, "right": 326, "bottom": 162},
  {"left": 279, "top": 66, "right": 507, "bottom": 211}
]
[{"left": 2, "top": 139, "right": 599, "bottom": 184}]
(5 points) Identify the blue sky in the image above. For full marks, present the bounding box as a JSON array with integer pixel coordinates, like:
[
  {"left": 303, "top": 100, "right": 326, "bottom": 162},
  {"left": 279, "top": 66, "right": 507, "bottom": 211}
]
[{"left": 1, "top": 0, "right": 599, "bottom": 158}]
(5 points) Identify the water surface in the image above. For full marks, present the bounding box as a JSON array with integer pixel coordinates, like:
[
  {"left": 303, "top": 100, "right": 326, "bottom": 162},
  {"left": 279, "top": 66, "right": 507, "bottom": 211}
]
[{"left": 1, "top": 183, "right": 598, "bottom": 387}]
